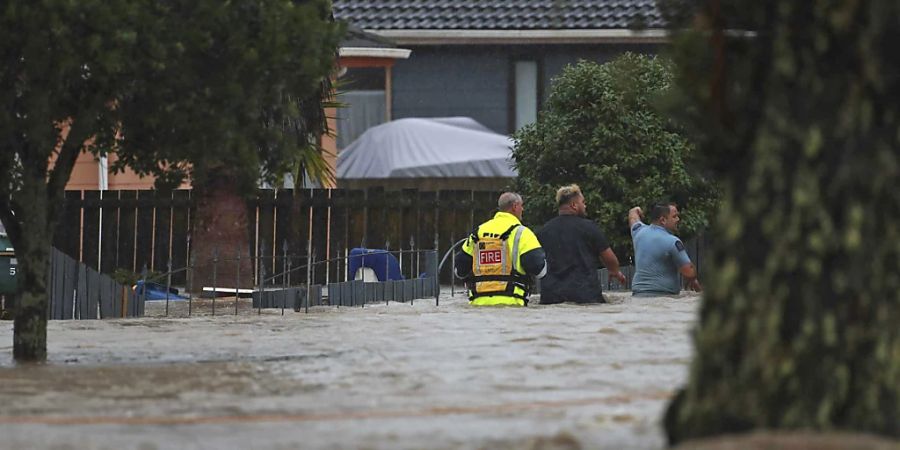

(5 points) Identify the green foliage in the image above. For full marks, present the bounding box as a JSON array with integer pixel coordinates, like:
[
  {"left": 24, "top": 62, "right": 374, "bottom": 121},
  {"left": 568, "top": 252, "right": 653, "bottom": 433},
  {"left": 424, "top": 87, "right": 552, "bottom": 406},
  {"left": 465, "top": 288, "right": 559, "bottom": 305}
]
[
  {"left": 0, "top": 0, "right": 342, "bottom": 360},
  {"left": 661, "top": 0, "right": 900, "bottom": 444},
  {"left": 512, "top": 53, "right": 717, "bottom": 255},
  {"left": 114, "top": 0, "right": 344, "bottom": 192},
  {"left": 1, "top": 0, "right": 137, "bottom": 360}
]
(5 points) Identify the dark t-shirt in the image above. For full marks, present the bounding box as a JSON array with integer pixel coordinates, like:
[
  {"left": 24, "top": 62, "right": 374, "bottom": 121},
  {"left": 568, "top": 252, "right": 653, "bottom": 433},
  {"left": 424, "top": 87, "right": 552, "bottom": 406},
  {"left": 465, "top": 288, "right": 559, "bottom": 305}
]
[{"left": 536, "top": 215, "right": 610, "bottom": 304}]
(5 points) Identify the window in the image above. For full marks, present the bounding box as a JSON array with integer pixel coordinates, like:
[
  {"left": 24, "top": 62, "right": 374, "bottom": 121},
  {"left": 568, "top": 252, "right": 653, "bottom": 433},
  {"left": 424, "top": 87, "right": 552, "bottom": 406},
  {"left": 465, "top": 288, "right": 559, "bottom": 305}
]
[
  {"left": 512, "top": 60, "right": 539, "bottom": 131},
  {"left": 336, "top": 90, "right": 386, "bottom": 149},
  {"left": 337, "top": 67, "right": 388, "bottom": 149}
]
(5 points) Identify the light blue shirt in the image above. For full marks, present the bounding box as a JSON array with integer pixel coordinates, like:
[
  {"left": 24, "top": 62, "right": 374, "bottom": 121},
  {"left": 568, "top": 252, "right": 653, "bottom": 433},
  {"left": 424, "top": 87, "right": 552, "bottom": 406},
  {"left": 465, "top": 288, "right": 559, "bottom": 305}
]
[{"left": 631, "top": 223, "right": 691, "bottom": 296}]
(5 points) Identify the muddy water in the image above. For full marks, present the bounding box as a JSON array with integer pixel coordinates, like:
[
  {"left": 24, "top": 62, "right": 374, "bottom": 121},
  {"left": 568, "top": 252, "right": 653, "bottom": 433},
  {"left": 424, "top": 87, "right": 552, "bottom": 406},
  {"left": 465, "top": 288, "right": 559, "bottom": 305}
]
[{"left": 0, "top": 290, "right": 699, "bottom": 449}]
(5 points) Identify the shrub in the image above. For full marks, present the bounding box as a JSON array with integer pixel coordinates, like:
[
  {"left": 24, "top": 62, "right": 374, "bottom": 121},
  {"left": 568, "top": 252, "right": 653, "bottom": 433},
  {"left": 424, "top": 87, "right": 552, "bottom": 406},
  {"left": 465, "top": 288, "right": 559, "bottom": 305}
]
[{"left": 512, "top": 52, "right": 717, "bottom": 257}]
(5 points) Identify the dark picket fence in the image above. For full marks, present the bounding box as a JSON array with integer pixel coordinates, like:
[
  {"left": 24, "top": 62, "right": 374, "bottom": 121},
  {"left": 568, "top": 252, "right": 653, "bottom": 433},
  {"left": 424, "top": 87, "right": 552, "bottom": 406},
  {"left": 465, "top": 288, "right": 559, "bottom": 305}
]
[
  {"left": 47, "top": 247, "right": 142, "bottom": 320},
  {"left": 53, "top": 188, "right": 503, "bottom": 289}
]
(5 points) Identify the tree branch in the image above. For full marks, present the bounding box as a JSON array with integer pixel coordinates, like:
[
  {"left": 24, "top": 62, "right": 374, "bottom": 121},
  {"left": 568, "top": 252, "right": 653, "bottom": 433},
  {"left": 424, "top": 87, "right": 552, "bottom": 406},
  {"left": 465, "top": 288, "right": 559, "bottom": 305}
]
[{"left": 46, "top": 116, "right": 93, "bottom": 198}]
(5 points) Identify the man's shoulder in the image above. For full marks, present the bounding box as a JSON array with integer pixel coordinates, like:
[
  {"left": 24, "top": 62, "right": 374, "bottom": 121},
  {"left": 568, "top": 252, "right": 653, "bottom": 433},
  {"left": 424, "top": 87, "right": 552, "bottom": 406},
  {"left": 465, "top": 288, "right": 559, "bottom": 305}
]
[
  {"left": 547, "top": 214, "right": 595, "bottom": 227},
  {"left": 481, "top": 215, "right": 519, "bottom": 229},
  {"left": 644, "top": 229, "right": 684, "bottom": 252},
  {"left": 540, "top": 215, "right": 565, "bottom": 226},
  {"left": 483, "top": 216, "right": 536, "bottom": 237},
  {"left": 537, "top": 216, "right": 563, "bottom": 235},
  {"left": 654, "top": 230, "right": 681, "bottom": 245},
  {"left": 631, "top": 221, "right": 647, "bottom": 237},
  {"left": 541, "top": 215, "right": 595, "bottom": 236}
]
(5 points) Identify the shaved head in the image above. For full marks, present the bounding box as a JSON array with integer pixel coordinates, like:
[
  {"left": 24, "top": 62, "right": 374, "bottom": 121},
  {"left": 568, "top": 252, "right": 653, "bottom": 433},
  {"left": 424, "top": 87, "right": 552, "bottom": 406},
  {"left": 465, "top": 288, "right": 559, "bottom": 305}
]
[{"left": 498, "top": 192, "right": 523, "bottom": 211}]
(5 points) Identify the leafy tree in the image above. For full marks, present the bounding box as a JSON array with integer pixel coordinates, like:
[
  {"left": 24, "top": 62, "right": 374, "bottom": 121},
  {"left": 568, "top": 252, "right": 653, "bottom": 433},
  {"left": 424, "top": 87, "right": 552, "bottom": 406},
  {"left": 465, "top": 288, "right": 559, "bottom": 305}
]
[
  {"left": 0, "top": 0, "right": 342, "bottom": 361},
  {"left": 1, "top": 0, "right": 135, "bottom": 361},
  {"left": 114, "top": 0, "right": 343, "bottom": 291},
  {"left": 512, "top": 53, "right": 717, "bottom": 257},
  {"left": 659, "top": 0, "right": 900, "bottom": 444}
]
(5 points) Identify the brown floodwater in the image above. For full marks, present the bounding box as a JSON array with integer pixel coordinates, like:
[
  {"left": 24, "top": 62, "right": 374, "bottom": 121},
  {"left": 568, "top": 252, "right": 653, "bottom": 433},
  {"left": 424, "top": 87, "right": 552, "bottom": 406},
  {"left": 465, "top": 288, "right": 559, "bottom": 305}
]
[{"left": 0, "top": 290, "right": 699, "bottom": 449}]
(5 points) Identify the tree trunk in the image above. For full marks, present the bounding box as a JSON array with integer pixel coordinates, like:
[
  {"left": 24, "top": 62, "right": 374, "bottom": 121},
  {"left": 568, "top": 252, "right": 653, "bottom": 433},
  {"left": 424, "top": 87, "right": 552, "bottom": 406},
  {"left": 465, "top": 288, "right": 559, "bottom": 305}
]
[
  {"left": 12, "top": 180, "right": 51, "bottom": 362},
  {"left": 664, "top": 1, "right": 900, "bottom": 444},
  {"left": 191, "top": 177, "right": 254, "bottom": 293}
]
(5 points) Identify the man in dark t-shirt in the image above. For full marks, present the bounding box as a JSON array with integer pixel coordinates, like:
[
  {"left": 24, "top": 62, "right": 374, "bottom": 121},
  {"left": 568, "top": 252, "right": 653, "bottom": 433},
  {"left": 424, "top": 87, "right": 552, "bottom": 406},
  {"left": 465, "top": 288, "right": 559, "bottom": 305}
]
[{"left": 536, "top": 185, "right": 626, "bottom": 304}]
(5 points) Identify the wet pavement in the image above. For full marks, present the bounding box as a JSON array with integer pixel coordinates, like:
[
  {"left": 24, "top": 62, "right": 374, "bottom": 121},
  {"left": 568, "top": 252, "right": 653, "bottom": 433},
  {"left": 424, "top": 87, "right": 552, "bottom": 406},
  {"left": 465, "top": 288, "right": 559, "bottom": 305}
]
[{"left": 0, "top": 290, "right": 699, "bottom": 449}]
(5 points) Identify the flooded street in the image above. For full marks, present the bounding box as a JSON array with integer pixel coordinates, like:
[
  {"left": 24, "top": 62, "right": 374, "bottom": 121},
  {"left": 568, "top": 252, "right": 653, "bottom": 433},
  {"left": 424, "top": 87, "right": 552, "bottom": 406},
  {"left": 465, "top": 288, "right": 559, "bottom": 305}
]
[{"left": 0, "top": 290, "right": 699, "bottom": 449}]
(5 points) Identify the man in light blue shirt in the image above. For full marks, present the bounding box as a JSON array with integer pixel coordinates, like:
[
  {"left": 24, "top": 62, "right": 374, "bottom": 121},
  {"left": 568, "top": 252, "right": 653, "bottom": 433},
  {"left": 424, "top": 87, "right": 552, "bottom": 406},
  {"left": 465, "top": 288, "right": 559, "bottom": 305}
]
[{"left": 628, "top": 203, "right": 701, "bottom": 296}]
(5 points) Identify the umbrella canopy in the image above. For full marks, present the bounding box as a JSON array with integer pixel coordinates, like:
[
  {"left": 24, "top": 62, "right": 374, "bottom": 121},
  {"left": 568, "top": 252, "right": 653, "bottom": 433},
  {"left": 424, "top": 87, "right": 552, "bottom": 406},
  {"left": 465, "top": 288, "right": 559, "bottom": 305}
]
[{"left": 337, "top": 117, "right": 517, "bottom": 179}]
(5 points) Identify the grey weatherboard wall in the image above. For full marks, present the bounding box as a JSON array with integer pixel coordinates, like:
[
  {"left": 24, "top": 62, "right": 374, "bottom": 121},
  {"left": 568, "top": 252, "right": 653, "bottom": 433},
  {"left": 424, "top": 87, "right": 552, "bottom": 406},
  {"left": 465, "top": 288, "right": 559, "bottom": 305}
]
[{"left": 390, "top": 43, "right": 659, "bottom": 135}]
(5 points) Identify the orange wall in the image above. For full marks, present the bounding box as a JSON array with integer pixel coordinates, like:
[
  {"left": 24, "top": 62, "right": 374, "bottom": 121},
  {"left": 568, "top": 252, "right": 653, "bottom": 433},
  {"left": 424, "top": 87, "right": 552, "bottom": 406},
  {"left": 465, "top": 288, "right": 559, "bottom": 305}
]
[
  {"left": 67, "top": 152, "right": 164, "bottom": 190},
  {"left": 66, "top": 151, "right": 101, "bottom": 190}
]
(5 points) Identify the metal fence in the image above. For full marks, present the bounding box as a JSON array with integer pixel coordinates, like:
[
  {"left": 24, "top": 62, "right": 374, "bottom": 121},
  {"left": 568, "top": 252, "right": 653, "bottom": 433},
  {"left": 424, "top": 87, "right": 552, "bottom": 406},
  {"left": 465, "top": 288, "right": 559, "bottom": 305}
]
[{"left": 135, "top": 247, "right": 440, "bottom": 318}]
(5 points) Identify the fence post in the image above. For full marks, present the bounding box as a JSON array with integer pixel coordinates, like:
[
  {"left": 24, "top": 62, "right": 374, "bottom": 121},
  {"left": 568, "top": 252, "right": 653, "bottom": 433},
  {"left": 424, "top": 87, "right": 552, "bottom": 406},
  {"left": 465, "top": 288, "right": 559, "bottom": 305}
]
[
  {"left": 410, "top": 235, "right": 416, "bottom": 305},
  {"left": 185, "top": 233, "right": 192, "bottom": 298},
  {"left": 165, "top": 260, "right": 172, "bottom": 317},
  {"left": 212, "top": 246, "right": 218, "bottom": 316},
  {"left": 188, "top": 253, "right": 194, "bottom": 316},
  {"left": 235, "top": 246, "right": 241, "bottom": 315},
  {"left": 450, "top": 234, "right": 456, "bottom": 297},
  {"left": 135, "top": 264, "right": 147, "bottom": 319},
  {"left": 305, "top": 235, "right": 312, "bottom": 313},
  {"left": 410, "top": 235, "right": 417, "bottom": 279},
  {"left": 333, "top": 244, "right": 341, "bottom": 285},
  {"left": 384, "top": 240, "right": 390, "bottom": 305},
  {"left": 312, "top": 247, "right": 317, "bottom": 288},
  {"left": 395, "top": 236, "right": 402, "bottom": 281},
  {"left": 258, "top": 241, "right": 265, "bottom": 315},
  {"left": 285, "top": 239, "right": 292, "bottom": 289},
  {"left": 434, "top": 250, "right": 439, "bottom": 306},
  {"left": 434, "top": 232, "right": 440, "bottom": 305},
  {"left": 282, "top": 240, "right": 288, "bottom": 316}
]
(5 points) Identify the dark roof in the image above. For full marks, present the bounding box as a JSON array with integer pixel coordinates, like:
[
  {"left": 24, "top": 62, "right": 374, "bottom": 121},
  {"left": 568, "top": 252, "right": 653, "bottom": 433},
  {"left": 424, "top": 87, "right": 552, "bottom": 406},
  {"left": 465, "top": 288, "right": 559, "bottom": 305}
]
[
  {"left": 341, "top": 24, "right": 398, "bottom": 48},
  {"left": 332, "top": 0, "right": 663, "bottom": 30}
]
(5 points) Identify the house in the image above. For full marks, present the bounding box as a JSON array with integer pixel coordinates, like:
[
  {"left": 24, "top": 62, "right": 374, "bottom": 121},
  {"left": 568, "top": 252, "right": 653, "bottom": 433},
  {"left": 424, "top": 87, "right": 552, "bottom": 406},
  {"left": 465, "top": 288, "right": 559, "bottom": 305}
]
[
  {"left": 333, "top": 0, "right": 666, "bottom": 136},
  {"left": 64, "top": 1, "right": 667, "bottom": 190}
]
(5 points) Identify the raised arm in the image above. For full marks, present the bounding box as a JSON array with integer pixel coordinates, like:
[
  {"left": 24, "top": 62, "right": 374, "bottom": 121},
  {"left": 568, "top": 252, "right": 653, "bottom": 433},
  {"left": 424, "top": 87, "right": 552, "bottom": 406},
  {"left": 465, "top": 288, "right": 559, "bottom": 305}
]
[{"left": 628, "top": 206, "right": 644, "bottom": 229}]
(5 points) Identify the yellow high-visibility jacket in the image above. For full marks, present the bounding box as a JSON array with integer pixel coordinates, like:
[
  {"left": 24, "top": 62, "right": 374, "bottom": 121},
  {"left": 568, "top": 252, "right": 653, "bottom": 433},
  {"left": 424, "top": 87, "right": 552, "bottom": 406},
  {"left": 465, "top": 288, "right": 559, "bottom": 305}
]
[{"left": 457, "top": 212, "right": 545, "bottom": 306}]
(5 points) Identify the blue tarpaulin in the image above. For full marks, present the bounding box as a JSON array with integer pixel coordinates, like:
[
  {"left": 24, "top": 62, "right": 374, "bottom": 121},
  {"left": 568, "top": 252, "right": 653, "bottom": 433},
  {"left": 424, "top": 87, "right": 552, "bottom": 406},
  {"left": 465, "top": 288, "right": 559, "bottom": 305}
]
[
  {"left": 134, "top": 280, "right": 188, "bottom": 300},
  {"left": 348, "top": 248, "right": 403, "bottom": 282}
]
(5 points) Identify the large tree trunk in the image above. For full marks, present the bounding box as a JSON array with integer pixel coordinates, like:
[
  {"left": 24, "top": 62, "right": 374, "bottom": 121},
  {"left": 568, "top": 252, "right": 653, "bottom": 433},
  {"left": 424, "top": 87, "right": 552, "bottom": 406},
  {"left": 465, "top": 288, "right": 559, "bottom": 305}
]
[
  {"left": 12, "top": 179, "right": 51, "bottom": 361},
  {"left": 665, "top": 1, "right": 900, "bottom": 443},
  {"left": 191, "top": 177, "right": 254, "bottom": 293},
  {"left": 664, "top": 1, "right": 900, "bottom": 445}
]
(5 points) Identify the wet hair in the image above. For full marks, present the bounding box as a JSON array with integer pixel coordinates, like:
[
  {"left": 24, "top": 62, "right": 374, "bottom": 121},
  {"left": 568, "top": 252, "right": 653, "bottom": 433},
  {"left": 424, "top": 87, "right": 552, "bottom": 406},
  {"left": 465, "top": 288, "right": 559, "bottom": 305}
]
[
  {"left": 497, "top": 192, "right": 523, "bottom": 211},
  {"left": 555, "top": 184, "right": 582, "bottom": 207},
  {"left": 649, "top": 202, "right": 676, "bottom": 222}
]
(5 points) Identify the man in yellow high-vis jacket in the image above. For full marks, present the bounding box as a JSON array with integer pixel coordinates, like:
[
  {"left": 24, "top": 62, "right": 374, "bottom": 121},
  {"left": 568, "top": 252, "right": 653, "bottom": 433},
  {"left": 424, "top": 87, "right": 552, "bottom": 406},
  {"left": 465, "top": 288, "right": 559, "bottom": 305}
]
[{"left": 454, "top": 192, "right": 546, "bottom": 306}]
